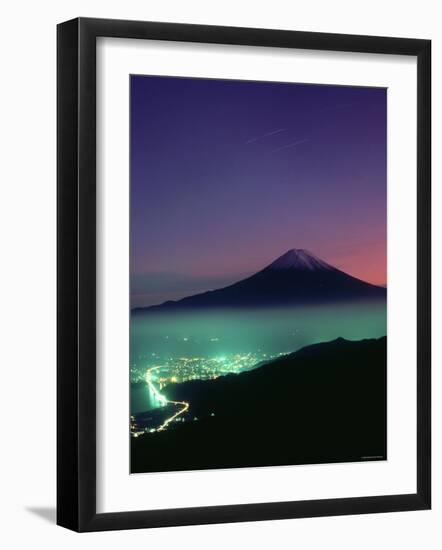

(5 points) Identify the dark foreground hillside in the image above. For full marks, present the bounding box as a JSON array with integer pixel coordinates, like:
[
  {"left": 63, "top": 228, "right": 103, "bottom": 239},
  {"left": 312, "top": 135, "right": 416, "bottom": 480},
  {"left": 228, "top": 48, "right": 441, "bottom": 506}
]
[{"left": 131, "top": 336, "right": 387, "bottom": 473}]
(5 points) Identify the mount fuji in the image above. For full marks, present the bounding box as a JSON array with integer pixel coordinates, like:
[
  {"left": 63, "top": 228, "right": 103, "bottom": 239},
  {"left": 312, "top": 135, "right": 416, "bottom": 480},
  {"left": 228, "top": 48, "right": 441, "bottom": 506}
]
[{"left": 135, "top": 249, "right": 386, "bottom": 312}]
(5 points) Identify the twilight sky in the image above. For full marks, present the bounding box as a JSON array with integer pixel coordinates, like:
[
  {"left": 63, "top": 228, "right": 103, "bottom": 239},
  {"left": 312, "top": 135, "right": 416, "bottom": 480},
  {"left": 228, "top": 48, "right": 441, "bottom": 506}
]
[{"left": 131, "top": 75, "right": 386, "bottom": 307}]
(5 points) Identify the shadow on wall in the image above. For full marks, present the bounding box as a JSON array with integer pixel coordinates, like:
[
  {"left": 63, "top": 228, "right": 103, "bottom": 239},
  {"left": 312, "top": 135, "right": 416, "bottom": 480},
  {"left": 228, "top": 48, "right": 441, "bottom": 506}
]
[{"left": 25, "top": 507, "right": 56, "bottom": 524}]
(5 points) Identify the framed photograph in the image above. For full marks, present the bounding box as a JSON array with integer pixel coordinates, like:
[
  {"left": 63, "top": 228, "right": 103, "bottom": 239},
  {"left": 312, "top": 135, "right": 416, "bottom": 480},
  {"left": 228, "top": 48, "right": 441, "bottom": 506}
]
[{"left": 57, "top": 17, "right": 431, "bottom": 532}]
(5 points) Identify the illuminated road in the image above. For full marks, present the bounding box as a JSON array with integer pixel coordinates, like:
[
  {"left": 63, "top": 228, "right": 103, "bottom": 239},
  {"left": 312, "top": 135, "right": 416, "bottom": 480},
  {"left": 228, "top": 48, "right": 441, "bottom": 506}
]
[{"left": 145, "top": 367, "right": 189, "bottom": 432}]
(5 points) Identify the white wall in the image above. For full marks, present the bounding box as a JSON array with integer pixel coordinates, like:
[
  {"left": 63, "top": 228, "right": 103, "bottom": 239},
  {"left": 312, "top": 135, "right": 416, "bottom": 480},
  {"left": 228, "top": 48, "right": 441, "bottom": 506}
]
[{"left": 0, "top": 0, "right": 439, "bottom": 548}]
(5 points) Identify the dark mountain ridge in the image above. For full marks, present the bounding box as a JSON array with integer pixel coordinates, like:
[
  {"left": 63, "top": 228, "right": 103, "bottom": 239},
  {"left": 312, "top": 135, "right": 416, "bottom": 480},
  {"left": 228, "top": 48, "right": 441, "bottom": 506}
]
[
  {"left": 131, "top": 336, "right": 387, "bottom": 473},
  {"left": 134, "top": 249, "right": 386, "bottom": 312}
]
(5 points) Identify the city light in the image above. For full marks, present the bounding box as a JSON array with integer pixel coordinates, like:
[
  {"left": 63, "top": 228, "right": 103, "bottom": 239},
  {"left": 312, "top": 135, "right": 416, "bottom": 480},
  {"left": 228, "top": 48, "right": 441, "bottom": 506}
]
[{"left": 131, "top": 350, "right": 288, "bottom": 437}]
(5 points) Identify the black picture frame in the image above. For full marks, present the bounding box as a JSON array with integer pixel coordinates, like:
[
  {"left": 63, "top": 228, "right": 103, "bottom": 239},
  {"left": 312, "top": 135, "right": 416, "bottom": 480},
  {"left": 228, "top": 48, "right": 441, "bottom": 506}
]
[{"left": 57, "top": 17, "right": 431, "bottom": 532}]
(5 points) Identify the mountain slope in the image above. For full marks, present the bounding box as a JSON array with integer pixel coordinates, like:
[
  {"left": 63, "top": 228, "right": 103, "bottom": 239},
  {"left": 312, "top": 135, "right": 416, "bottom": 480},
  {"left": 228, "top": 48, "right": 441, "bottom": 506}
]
[
  {"left": 135, "top": 249, "right": 386, "bottom": 312},
  {"left": 131, "top": 336, "right": 387, "bottom": 473}
]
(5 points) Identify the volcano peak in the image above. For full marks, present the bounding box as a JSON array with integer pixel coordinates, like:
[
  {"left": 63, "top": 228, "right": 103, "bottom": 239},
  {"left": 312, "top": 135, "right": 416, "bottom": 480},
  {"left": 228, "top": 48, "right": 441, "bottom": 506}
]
[{"left": 267, "top": 249, "right": 334, "bottom": 271}]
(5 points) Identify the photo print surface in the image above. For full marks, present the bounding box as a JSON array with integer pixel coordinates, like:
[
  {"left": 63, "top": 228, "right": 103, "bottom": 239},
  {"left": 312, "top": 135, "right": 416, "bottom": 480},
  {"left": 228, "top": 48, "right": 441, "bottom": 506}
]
[{"left": 129, "top": 75, "right": 387, "bottom": 474}]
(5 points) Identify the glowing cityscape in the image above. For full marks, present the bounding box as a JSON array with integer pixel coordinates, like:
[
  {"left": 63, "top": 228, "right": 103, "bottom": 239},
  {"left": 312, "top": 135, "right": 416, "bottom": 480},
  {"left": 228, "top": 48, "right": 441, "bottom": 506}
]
[
  {"left": 130, "top": 350, "right": 289, "bottom": 437},
  {"left": 129, "top": 76, "right": 387, "bottom": 473}
]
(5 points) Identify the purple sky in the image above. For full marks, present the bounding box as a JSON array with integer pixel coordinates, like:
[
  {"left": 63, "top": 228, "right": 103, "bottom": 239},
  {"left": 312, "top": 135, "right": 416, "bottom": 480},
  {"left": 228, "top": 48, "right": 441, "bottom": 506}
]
[{"left": 131, "top": 76, "right": 386, "bottom": 307}]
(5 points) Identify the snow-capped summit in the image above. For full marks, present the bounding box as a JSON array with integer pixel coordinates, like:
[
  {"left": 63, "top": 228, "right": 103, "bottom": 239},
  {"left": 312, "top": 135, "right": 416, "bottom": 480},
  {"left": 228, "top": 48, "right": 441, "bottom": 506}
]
[
  {"left": 136, "top": 248, "right": 386, "bottom": 312},
  {"left": 267, "top": 249, "right": 335, "bottom": 271}
]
